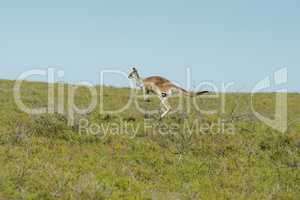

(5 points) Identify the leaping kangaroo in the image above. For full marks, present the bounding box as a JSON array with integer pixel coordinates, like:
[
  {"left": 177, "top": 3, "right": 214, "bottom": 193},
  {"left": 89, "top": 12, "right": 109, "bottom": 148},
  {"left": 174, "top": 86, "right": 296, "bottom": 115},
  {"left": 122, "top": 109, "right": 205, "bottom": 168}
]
[{"left": 128, "top": 67, "right": 208, "bottom": 118}]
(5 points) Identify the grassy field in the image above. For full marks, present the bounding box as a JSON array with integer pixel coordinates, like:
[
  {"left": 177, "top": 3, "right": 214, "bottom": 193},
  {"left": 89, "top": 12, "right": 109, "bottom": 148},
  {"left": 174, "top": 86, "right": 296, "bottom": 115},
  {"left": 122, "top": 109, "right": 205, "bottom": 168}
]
[{"left": 0, "top": 79, "right": 299, "bottom": 200}]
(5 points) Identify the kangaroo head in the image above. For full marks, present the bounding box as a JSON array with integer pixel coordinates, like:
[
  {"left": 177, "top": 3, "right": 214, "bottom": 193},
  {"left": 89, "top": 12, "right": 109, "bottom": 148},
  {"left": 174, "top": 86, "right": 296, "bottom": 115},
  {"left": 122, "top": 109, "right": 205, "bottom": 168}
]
[{"left": 128, "top": 67, "right": 140, "bottom": 79}]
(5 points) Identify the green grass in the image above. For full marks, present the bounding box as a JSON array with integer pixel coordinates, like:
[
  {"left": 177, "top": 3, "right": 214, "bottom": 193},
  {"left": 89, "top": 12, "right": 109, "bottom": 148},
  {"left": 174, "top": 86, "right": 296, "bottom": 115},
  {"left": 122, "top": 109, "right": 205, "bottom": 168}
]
[{"left": 0, "top": 79, "right": 299, "bottom": 200}]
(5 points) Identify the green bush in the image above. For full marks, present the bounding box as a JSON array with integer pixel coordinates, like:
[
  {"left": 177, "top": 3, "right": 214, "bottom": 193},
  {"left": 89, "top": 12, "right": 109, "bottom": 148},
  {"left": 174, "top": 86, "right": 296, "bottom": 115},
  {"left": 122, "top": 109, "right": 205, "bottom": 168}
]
[{"left": 0, "top": 80, "right": 299, "bottom": 199}]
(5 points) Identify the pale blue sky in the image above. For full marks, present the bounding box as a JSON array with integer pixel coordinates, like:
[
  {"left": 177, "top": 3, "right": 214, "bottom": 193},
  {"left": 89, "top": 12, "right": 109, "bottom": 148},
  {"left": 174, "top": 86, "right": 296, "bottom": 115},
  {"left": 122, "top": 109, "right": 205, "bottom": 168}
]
[{"left": 0, "top": 0, "right": 299, "bottom": 91}]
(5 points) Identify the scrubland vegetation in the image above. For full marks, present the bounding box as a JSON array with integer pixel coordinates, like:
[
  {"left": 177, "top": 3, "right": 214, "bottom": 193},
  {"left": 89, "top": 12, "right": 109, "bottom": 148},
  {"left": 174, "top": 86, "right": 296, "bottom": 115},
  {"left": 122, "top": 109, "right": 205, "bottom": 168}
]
[{"left": 0, "top": 79, "right": 299, "bottom": 199}]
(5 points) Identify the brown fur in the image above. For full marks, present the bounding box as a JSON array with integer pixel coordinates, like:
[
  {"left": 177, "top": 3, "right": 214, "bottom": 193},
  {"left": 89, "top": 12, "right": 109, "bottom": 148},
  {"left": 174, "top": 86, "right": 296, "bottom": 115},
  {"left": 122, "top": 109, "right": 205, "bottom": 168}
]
[{"left": 143, "top": 76, "right": 208, "bottom": 97}]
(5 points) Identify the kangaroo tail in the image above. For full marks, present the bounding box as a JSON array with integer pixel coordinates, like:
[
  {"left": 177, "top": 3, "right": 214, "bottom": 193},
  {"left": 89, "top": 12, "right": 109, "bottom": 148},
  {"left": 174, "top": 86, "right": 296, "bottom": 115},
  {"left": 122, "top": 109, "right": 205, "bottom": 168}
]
[
  {"left": 195, "top": 91, "right": 209, "bottom": 95},
  {"left": 173, "top": 85, "right": 208, "bottom": 97}
]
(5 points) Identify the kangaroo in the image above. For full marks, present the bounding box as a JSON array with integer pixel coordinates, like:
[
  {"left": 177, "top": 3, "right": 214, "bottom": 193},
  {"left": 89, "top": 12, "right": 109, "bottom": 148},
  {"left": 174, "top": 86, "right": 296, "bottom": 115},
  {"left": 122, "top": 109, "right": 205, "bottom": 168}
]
[{"left": 128, "top": 67, "right": 208, "bottom": 118}]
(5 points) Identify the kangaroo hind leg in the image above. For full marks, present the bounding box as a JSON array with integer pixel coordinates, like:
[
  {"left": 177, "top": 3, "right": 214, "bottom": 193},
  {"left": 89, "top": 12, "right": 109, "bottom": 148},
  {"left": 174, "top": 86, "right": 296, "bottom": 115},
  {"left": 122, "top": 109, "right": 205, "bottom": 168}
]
[{"left": 160, "top": 93, "right": 171, "bottom": 118}]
